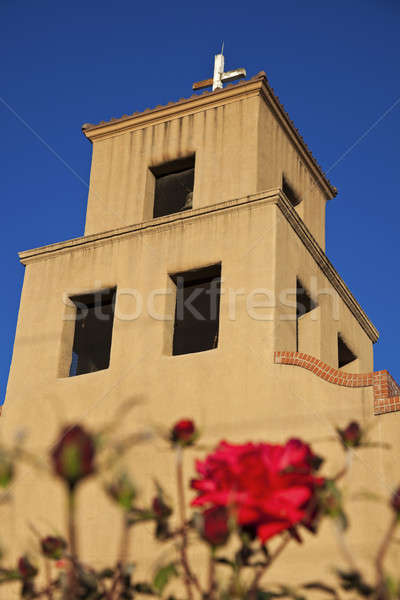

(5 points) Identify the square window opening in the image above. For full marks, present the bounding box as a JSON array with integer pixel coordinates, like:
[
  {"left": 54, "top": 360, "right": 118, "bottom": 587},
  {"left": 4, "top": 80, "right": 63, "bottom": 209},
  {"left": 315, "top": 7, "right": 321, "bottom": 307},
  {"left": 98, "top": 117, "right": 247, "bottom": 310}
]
[
  {"left": 338, "top": 333, "right": 357, "bottom": 368},
  {"left": 296, "top": 278, "right": 317, "bottom": 351},
  {"left": 171, "top": 263, "right": 221, "bottom": 356},
  {"left": 68, "top": 288, "right": 116, "bottom": 377},
  {"left": 152, "top": 155, "right": 195, "bottom": 218},
  {"left": 282, "top": 175, "right": 302, "bottom": 207}
]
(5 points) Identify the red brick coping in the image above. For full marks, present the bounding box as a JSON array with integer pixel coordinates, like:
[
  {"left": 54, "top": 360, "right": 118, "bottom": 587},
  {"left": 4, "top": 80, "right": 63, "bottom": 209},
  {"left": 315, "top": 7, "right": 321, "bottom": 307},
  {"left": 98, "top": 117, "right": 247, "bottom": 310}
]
[{"left": 274, "top": 351, "right": 400, "bottom": 415}]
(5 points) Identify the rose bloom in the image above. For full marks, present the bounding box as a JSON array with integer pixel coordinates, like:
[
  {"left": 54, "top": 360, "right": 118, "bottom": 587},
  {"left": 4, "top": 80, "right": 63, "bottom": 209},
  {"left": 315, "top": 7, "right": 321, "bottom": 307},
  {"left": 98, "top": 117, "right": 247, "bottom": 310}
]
[{"left": 191, "top": 439, "right": 324, "bottom": 543}]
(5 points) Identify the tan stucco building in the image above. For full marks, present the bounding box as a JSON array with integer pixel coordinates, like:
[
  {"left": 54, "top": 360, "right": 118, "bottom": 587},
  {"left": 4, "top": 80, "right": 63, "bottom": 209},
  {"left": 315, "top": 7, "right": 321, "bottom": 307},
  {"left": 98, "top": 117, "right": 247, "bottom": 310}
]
[{"left": 2, "top": 66, "right": 400, "bottom": 592}]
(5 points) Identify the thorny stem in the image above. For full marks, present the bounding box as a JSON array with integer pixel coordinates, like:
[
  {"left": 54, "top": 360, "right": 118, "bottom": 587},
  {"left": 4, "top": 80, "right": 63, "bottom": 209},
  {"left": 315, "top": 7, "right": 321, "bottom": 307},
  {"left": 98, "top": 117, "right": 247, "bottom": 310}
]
[
  {"left": 176, "top": 445, "right": 202, "bottom": 599},
  {"left": 67, "top": 488, "right": 78, "bottom": 559},
  {"left": 119, "top": 512, "right": 131, "bottom": 566},
  {"left": 249, "top": 533, "right": 291, "bottom": 598},
  {"left": 333, "top": 520, "right": 358, "bottom": 573},
  {"left": 109, "top": 512, "right": 131, "bottom": 600},
  {"left": 334, "top": 449, "right": 353, "bottom": 482},
  {"left": 44, "top": 560, "right": 53, "bottom": 600},
  {"left": 207, "top": 548, "right": 216, "bottom": 600},
  {"left": 66, "top": 488, "right": 78, "bottom": 599},
  {"left": 375, "top": 514, "right": 398, "bottom": 591}
]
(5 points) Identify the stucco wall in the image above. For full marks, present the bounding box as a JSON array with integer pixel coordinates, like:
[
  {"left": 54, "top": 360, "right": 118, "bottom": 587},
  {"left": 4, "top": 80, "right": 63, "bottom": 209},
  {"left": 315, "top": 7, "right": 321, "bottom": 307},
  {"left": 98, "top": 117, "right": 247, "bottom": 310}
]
[
  {"left": 2, "top": 197, "right": 391, "bottom": 594},
  {"left": 257, "top": 99, "right": 328, "bottom": 249},
  {"left": 273, "top": 207, "right": 374, "bottom": 372},
  {"left": 84, "top": 97, "right": 260, "bottom": 236}
]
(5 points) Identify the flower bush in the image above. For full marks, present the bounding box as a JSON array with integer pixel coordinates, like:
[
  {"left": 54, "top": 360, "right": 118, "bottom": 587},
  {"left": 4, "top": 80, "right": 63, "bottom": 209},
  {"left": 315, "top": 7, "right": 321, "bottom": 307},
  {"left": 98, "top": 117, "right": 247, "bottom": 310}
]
[{"left": 0, "top": 411, "right": 398, "bottom": 599}]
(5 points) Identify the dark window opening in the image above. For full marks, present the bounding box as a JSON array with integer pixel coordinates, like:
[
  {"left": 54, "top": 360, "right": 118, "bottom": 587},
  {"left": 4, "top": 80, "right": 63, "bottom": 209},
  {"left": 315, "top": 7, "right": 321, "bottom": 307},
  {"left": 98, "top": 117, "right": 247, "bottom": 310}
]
[
  {"left": 282, "top": 175, "right": 302, "bottom": 207},
  {"left": 296, "top": 278, "right": 317, "bottom": 351},
  {"left": 152, "top": 155, "right": 195, "bottom": 218},
  {"left": 338, "top": 334, "right": 357, "bottom": 368},
  {"left": 69, "top": 288, "right": 116, "bottom": 377},
  {"left": 171, "top": 264, "right": 221, "bottom": 356}
]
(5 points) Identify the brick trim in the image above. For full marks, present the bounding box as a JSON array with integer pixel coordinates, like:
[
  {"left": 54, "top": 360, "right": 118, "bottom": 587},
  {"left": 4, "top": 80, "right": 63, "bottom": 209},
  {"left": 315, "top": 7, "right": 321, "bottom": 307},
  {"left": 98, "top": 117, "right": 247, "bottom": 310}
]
[{"left": 274, "top": 351, "right": 400, "bottom": 415}]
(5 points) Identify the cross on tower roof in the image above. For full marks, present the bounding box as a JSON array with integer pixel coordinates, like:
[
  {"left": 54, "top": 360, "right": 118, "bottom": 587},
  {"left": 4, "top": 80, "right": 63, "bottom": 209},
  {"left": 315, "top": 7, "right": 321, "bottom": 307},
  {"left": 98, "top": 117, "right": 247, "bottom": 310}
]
[{"left": 193, "top": 49, "right": 247, "bottom": 92}]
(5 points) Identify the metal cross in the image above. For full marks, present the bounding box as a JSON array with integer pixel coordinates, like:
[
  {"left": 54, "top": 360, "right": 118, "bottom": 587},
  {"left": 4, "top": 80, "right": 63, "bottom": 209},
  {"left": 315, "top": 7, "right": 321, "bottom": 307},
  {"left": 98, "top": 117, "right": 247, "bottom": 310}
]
[{"left": 193, "top": 48, "right": 246, "bottom": 92}]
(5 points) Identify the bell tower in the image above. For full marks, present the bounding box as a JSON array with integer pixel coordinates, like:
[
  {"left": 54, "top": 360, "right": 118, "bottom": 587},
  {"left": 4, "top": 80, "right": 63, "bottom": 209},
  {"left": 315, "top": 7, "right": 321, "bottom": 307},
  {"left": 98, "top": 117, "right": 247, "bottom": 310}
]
[
  {"left": 81, "top": 61, "right": 334, "bottom": 250},
  {"left": 3, "top": 54, "right": 400, "bottom": 585}
]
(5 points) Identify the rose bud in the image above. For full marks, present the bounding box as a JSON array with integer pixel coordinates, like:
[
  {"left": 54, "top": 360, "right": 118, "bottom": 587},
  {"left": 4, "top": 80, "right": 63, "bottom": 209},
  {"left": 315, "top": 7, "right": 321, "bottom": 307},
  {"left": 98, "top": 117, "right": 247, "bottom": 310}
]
[
  {"left": 170, "top": 419, "right": 197, "bottom": 447},
  {"left": 18, "top": 556, "right": 38, "bottom": 579},
  {"left": 390, "top": 486, "right": 400, "bottom": 513},
  {"left": 41, "top": 536, "right": 67, "bottom": 560},
  {"left": 0, "top": 451, "right": 14, "bottom": 489},
  {"left": 106, "top": 473, "right": 136, "bottom": 511},
  {"left": 152, "top": 495, "right": 172, "bottom": 520},
  {"left": 51, "top": 425, "right": 95, "bottom": 490},
  {"left": 337, "top": 421, "right": 363, "bottom": 449},
  {"left": 301, "top": 502, "right": 321, "bottom": 535},
  {"left": 155, "top": 519, "right": 170, "bottom": 540},
  {"left": 201, "top": 506, "right": 230, "bottom": 547}
]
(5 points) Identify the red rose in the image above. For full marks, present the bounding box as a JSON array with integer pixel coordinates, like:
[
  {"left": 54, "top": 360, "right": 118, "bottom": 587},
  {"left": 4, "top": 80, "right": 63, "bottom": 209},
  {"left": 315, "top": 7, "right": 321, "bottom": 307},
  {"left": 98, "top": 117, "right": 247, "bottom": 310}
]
[
  {"left": 202, "top": 506, "right": 230, "bottom": 546},
  {"left": 171, "top": 419, "right": 197, "bottom": 446},
  {"left": 191, "top": 438, "right": 324, "bottom": 543},
  {"left": 337, "top": 421, "right": 362, "bottom": 448},
  {"left": 51, "top": 425, "right": 95, "bottom": 489}
]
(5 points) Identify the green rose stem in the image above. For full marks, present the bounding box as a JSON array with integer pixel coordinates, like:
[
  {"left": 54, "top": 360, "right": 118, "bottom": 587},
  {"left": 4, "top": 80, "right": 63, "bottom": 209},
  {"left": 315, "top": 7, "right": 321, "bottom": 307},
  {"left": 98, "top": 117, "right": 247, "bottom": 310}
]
[
  {"left": 332, "top": 520, "right": 358, "bottom": 573},
  {"left": 107, "top": 515, "right": 130, "bottom": 600},
  {"left": 175, "top": 445, "right": 202, "bottom": 599},
  {"left": 118, "top": 511, "right": 130, "bottom": 566},
  {"left": 248, "top": 533, "right": 291, "bottom": 599},
  {"left": 109, "top": 511, "right": 131, "bottom": 599},
  {"left": 375, "top": 513, "right": 398, "bottom": 592},
  {"left": 207, "top": 548, "right": 216, "bottom": 600},
  {"left": 66, "top": 486, "right": 78, "bottom": 599},
  {"left": 44, "top": 559, "right": 53, "bottom": 600},
  {"left": 334, "top": 448, "right": 354, "bottom": 482},
  {"left": 67, "top": 488, "right": 78, "bottom": 558}
]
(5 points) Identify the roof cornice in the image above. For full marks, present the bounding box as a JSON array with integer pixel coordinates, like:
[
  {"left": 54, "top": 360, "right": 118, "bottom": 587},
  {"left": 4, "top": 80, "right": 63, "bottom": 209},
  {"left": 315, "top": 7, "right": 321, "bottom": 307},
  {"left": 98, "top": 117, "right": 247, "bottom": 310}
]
[
  {"left": 82, "top": 73, "right": 336, "bottom": 199},
  {"left": 19, "top": 188, "right": 377, "bottom": 343},
  {"left": 82, "top": 78, "right": 262, "bottom": 141}
]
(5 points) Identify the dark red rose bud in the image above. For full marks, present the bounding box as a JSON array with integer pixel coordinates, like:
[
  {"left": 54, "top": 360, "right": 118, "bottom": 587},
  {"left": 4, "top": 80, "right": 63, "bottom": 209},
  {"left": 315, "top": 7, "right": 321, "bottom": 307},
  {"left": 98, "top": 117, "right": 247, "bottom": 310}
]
[
  {"left": 18, "top": 556, "right": 38, "bottom": 579},
  {"left": 308, "top": 454, "right": 324, "bottom": 472},
  {"left": 301, "top": 502, "right": 321, "bottom": 534},
  {"left": 51, "top": 425, "right": 95, "bottom": 490},
  {"left": 152, "top": 496, "right": 172, "bottom": 519},
  {"left": 201, "top": 506, "right": 230, "bottom": 547},
  {"left": 391, "top": 486, "right": 400, "bottom": 513},
  {"left": 337, "top": 421, "right": 363, "bottom": 448},
  {"left": 106, "top": 473, "right": 136, "bottom": 511},
  {"left": 41, "top": 536, "right": 67, "bottom": 560},
  {"left": 0, "top": 451, "right": 14, "bottom": 488},
  {"left": 170, "top": 419, "right": 197, "bottom": 447}
]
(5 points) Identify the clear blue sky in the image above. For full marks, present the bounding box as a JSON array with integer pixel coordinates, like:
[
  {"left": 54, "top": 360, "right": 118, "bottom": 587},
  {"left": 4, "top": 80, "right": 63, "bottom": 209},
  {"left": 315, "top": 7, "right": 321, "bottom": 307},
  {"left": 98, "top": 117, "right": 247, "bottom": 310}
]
[{"left": 1, "top": 0, "right": 399, "bottom": 402}]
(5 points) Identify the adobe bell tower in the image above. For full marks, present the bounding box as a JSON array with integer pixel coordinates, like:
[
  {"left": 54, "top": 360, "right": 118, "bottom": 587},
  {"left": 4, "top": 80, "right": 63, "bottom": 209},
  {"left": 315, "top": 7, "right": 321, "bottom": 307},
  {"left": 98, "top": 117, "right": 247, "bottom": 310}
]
[{"left": 3, "top": 54, "right": 400, "bottom": 587}]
